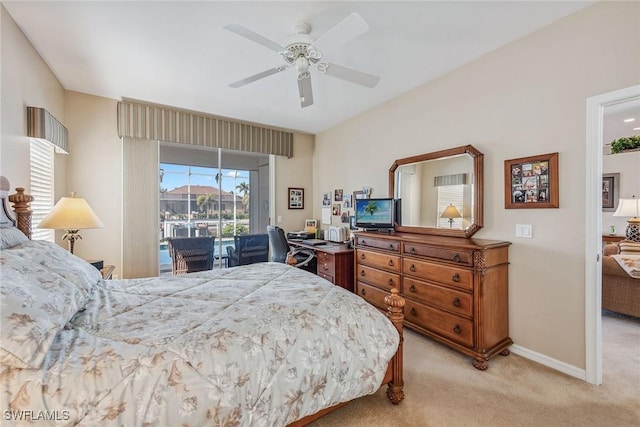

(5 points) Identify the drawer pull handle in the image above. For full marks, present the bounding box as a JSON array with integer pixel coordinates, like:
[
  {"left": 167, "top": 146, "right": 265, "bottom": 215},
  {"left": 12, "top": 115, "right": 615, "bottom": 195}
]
[
  {"left": 409, "top": 285, "right": 416, "bottom": 293},
  {"left": 409, "top": 264, "right": 416, "bottom": 272},
  {"left": 360, "top": 270, "right": 366, "bottom": 277},
  {"left": 388, "top": 279, "right": 394, "bottom": 286},
  {"left": 452, "top": 273, "right": 460, "bottom": 282},
  {"left": 409, "top": 247, "right": 416, "bottom": 254},
  {"left": 323, "top": 264, "right": 329, "bottom": 271},
  {"left": 361, "top": 288, "right": 366, "bottom": 296},
  {"left": 360, "top": 253, "right": 366, "bottom": 259},
  {"left": 388, "top": 259, "right": 394, "bottom": 266},
  {"left": 410, "top": 308, "right": 417, "bottom": 316},
  {"left": 453, "top": 324, "right": 461, "bottom": 334},
  {"left": 361, "top": 239, "right": 366, "bottom": 245},
  {"left": 452, "top": 297, "right": 461, "bottom": 307},
  {"left": 452, "top": 253, "right": 461, "bottom": 263},
  {"left": 389, "top": 244, "right": 395, "bottom": 250}
]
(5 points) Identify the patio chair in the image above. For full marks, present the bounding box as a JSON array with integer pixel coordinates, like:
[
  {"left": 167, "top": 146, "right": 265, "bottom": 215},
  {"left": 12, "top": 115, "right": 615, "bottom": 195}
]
[
  {"left": 226, "top": 233, "right": 270, "bottom": 267},
  {"left": 167, "top": 237, "right": 215, "bottom": 275}
]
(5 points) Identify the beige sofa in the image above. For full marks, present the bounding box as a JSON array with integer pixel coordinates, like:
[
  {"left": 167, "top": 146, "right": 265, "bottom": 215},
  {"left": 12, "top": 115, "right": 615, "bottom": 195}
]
[{"left": 602, "top": 243, "right": 640, "bottom": 318}]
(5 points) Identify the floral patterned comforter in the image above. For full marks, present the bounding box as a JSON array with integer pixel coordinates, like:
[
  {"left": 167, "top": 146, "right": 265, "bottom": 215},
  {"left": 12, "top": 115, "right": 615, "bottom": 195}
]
[{"left": 1, "top": 241, "right": 399, "bottom": 426}]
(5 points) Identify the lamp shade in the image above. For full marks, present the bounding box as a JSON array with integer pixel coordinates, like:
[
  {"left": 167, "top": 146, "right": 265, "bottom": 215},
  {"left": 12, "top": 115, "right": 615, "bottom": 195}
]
[
  {"left": 612, "top": 195, "right": 640, "bottom": 243},
  {"left": 612, "top": 196, "right": 639, "bottom": 219},
  {"left": 38, "top": 193, "right": 104, "bottom": 230},
  {"left": 441, "top": 204, "right": 462, "bottom": 219}
]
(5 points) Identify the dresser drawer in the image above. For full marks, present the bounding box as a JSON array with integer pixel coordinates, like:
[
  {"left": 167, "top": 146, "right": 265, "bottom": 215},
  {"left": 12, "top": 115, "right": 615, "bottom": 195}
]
[
  {"left": 317, "top": 251, "right": 335, "bottom": 277},
  {"left": 402, "top": 242, "right": 473, "bottom": 266},
  {"left": 402, "top": 258, "right": 473, "bottom": 291},
  {"left": 403, "top": 277, "right": 472, "bottom": 318},
  {"left": 356, "top": 265, "right": 400, "bottom": 290},
  {"left": 356, "top": 249, "right": 401, "bottom": 273},
  {"left": 356, "top": 281, "right": 390, "bottom": 311},
  {"left": 356, "top": 236, "right": 400, "bottom": 253},
  {"left": 405, "top": 300, "right": 473, "bottom": 347}
]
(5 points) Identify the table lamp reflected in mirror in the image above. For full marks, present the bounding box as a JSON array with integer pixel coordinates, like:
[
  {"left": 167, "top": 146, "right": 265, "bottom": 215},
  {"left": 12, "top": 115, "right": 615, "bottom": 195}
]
[
  {"left": 38, "top": 192, "right": 104, "bottom": 254},
  {"left": 441, "top": 204, "right": 462, "bottom": 228}
]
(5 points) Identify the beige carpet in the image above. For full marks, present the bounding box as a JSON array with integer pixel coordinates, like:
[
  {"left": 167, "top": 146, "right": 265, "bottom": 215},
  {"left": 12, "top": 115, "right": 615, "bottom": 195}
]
[{"left": 310, "top": 314, "right": 640, "bottom": 427}]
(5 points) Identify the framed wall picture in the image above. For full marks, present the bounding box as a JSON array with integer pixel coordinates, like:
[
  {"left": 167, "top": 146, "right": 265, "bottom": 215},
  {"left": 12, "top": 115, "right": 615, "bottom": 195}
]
[
  {"left": 288, "top": 187, "right": 304, "bottom": 209},
  {"left": 504, "top": 152, "right": 559, "bottom": 209},
  {"left": 602, "top": 173, "right": 620, "bottom": 212}
]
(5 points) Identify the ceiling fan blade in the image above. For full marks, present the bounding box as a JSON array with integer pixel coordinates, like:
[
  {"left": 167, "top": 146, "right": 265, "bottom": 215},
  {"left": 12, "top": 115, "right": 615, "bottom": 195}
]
[
  {"left": 322, "top": 63, "right": 380, "bottom": 88},
  {"left": 297, "top": 75, "right": 314, "bottom": 108},
  {"left": 229, "top": 66, "right": 288, "bottom": 88},
  {"left": 223, "top": 24, "right": 284, "bottom": 53},
  {"left": 312, "top": 13, "right": 369, "bottom": 54}
]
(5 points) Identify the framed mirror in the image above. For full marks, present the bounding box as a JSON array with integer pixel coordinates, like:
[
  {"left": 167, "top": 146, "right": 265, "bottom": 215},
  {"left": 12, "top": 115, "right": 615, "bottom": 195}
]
[{"left": 389, "top": 145, "right": 483, "bottom": 238}]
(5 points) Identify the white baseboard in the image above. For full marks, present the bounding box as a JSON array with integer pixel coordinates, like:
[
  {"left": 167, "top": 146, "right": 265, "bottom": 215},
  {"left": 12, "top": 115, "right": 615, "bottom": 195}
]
[{"left": 509, "top": 344, "right": 587, "bottom": 381}]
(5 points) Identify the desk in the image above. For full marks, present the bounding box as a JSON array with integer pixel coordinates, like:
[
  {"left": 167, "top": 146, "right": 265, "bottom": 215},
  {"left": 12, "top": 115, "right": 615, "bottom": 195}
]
[{"left": 290, "top": 241, "right": 354, "bottom": 292}]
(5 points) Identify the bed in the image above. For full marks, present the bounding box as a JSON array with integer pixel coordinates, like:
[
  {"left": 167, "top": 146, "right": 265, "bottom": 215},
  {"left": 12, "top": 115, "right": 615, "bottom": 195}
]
[{"left": 0, "top": 178, "right": 404, "bottom": 426}]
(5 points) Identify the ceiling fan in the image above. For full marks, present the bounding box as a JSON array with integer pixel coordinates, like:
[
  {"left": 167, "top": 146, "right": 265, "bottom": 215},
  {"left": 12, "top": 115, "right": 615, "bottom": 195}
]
[{"left": 223, "top": 13, "right": 380, "bottom": 108}]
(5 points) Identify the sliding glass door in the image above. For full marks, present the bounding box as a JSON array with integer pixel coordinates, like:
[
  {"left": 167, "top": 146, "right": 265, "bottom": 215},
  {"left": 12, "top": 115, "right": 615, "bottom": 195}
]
[{"left": 158, "top": 146, "right": 269, "bottom": 273}]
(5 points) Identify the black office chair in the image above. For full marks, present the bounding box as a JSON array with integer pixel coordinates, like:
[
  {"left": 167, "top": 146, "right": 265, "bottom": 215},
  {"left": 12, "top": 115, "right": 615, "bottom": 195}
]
[
  {"left": 267, "top": 226, "right": 316, "bottom": 273},
  {"left": 226, "top": 233, "right": 270, "bottom": 267}
]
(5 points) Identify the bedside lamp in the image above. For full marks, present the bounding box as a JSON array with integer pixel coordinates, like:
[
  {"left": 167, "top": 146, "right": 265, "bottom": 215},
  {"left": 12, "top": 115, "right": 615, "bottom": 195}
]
[
  {"left": 441, "top": 204, "right": 462, "bottom": 228},
  {"left": 38, "top": 192, "right": 104, "bottom": 254},
  {"left": 613, "top": 195, "right": 640, "bottom": 243}
]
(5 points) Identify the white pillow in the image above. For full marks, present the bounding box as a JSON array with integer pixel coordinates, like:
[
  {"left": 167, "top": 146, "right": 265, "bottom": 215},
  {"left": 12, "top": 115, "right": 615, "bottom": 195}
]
[{"left": 0, "top": 227, "right": 29, "bottom": 249}]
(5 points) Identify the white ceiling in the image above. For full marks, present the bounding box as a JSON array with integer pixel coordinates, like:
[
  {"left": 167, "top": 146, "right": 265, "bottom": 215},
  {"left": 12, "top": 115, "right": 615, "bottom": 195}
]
[{"left": 4, "top": 1, "right": 595, "bottom": 134}]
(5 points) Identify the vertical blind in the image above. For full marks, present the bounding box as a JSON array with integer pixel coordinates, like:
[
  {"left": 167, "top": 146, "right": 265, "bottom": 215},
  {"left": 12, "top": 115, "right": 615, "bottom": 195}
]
[
  {"left": 117, "top": 101, "right": 294, "bottom": 158},
  {"left": 122, "top": 137, "right": 159, "bottom": 278}
]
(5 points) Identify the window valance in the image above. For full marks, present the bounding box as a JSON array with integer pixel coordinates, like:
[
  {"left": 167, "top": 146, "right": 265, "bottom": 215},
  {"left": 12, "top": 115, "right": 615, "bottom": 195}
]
[
  {"left": 117, "top": 101, "right": 293, "bottom": 158},
  {"left": 27, "top": 107, "right": 69, "bottom": 154}
]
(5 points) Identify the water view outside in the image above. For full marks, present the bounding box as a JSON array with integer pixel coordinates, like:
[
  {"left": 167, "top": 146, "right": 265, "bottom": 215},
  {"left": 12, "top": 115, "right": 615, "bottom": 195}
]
[{"left": 159, "top": 164, "right": 251, "bottom": 272}]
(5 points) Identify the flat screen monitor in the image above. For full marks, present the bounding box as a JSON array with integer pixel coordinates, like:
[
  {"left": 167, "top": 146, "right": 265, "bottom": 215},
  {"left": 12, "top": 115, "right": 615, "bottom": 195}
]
[{"left": 355, "top": 198, "right": 395, "bottom": 230}]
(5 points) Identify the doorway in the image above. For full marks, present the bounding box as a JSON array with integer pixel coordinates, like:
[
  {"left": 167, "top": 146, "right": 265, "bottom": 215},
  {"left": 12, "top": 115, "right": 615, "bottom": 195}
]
[{"left": 585, "top": 84, "right": 640, "bottom": 385}]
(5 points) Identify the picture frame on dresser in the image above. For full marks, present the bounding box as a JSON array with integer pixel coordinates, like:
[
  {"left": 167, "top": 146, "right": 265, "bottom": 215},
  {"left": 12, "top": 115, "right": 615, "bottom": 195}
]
[
  {"left": 504, "top": 152, "right": 559, "bottom": 209},
  {"left": 602, "top": 173, "right": 620, "bottom": 212}
]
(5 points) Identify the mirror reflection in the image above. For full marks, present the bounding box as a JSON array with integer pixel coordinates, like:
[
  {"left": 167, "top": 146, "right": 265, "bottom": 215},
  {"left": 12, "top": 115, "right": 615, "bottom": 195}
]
[
  {"left": 389, "top": 145, "right": 483, "bottom": 238},
  {"left": 394, "top": 154, "right": 474, "bottom": 230}
]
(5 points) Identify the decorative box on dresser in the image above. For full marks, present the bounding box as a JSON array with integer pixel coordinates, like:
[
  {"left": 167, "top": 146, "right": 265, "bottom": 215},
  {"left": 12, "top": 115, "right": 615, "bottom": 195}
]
[{"left": 354, "top": 231, "right": 512, "bottom": 370}]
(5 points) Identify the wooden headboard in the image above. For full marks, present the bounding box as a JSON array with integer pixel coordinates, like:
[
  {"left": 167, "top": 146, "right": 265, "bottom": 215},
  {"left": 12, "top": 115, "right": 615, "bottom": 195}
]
[{"left": 0, "top": 176, "right": 33, "bottom": 239}]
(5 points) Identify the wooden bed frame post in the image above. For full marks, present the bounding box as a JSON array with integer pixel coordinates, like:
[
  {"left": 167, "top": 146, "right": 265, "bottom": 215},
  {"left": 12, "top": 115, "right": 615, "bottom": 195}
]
[
  {"left": 8, "top": 187, "right": 34, "bottom": 239},
  {"left": 385, "top": 288, "right": 405, "bottom": 404}
]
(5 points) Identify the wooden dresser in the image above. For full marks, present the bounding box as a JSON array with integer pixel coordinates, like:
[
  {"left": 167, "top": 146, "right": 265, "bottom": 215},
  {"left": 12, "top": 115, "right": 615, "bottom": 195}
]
[{"left": 354, "top": 231, "right": 511, "bottom": 370}]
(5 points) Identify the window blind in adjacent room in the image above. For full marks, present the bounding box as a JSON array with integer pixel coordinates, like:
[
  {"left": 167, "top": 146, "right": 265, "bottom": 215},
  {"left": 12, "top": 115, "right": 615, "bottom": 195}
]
[{"left": 117, "top": 101, "right": 294, "bottom": 158}]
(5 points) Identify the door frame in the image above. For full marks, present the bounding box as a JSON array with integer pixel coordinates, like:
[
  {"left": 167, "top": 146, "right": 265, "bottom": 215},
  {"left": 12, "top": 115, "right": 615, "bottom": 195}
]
[{"left": 585, "top": 84, "right": 640, "bottom": 385}]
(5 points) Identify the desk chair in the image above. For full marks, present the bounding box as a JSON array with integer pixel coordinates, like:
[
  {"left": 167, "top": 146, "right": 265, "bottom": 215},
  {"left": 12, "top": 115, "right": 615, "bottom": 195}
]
[
  {"left": 226, "top": 233, "right": 270, "bottom": 267},
  {"left": 267, "top": 226, "right": 316, "bottom": 273},
  {"left": 167, "top": 237, "right": 214, "bottom": 275}
]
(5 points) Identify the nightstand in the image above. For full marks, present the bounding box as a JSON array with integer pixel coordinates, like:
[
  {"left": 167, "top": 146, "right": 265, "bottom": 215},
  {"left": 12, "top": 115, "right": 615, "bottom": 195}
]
[{"left": 100, "top": 265, "right": 115, "bottom": 280}]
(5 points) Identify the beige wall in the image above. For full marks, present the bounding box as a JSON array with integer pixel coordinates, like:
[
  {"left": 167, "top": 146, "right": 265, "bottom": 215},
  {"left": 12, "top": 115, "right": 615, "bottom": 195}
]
[
  {"left": 64, "top": 91, "right": 122, "bottom": 273},
  {"left": 274, "top": 133, "right": 316, "bottom": 233},
  {"left": 315, "top": 1, "right": 640, "bottom": 369},
  {"left": 1, "top": 4, "right": 67, "bottom": 197}
]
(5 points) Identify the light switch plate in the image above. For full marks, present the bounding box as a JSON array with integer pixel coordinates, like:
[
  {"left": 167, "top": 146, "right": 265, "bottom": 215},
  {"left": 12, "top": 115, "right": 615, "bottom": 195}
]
[{"left": 515, "top": 224, "right": 533, "bottom": 238}]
